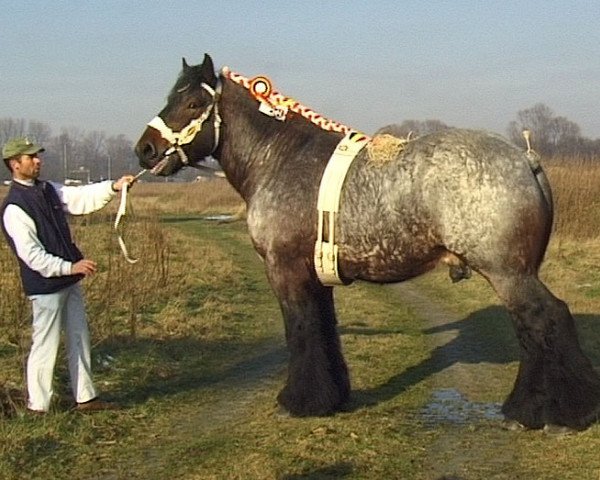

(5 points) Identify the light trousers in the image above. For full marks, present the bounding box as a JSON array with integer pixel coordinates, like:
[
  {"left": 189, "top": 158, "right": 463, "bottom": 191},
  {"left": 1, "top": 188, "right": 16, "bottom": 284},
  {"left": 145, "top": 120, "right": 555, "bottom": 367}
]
[{"left": 27, "top": 283, "right": 97, "bottom": 412}]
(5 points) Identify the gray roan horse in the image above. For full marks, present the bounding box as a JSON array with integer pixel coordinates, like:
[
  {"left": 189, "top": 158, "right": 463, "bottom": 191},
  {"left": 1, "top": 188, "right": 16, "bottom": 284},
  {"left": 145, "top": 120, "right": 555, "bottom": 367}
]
[{"left": 135, "top": 54, "right": 600, "bottom": 431}]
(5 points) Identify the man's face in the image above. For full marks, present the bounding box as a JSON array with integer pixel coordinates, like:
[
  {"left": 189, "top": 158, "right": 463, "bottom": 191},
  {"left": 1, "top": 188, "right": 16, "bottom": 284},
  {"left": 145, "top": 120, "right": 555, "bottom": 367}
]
[{"left": 11, "top": 153, "right": 42, "bottom": 181}]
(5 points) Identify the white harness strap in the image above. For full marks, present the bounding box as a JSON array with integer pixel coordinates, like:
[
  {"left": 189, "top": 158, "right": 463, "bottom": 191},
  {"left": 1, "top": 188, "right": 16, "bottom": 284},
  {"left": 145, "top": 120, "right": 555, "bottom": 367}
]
[{"left": 314, "top": 131, "right": 369, "bottom": 285}]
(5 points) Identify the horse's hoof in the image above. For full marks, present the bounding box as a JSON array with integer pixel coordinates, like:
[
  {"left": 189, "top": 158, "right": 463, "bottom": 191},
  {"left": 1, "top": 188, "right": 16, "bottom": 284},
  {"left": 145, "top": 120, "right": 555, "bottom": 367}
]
[
  {"left": 501, "top": 419, "right": 527, "bottom": 431},
  {"left": 542, "top": 424, "right": 578, "bottom": 437}
]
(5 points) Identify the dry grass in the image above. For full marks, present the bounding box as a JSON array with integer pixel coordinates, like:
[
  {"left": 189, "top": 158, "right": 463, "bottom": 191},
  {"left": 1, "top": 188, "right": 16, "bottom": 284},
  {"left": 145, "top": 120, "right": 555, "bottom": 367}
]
[
  {"left": 545, "top": 158, "right": 600, "bottom": 239},
  {"left": 124, "top": 179, "right": 244, "bottom": 217},
  {"left": 0, "top": 178, "right": 244, "bottom": 221}
]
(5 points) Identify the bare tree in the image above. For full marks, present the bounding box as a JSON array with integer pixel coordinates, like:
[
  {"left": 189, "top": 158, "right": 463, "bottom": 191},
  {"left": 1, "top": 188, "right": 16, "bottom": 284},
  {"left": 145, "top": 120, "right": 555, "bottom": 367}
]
[
  {"left": 507, "top": 103, "right": 582, "bottom": 156},
  {"left": 27, "top": 121, "right": 52, "bottom": 145},
  {"left": 80, "top": 131, "right": 106, "bottom": 182},
  {"left": 0, "top": 118, "right": 27, "bottom": 147},
  {"left": 45, "top": 131, "right": 78, "bottom": 182},
  {"left": 548, "top": 116, "right": 581, "bottom": 154},
  {"left": 106, "top": 134, "right": 136, "bottom": 180}
]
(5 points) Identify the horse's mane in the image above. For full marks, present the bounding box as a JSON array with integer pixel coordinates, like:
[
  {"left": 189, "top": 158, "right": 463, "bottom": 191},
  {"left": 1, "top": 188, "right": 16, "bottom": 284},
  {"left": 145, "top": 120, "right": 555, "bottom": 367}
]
[{"left": 221, "top": 67, "right": 360, "bottom": 136}]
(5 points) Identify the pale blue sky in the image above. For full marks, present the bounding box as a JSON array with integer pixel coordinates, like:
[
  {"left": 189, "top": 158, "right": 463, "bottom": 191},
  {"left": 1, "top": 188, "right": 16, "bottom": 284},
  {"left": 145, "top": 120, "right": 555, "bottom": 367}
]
[{"left": 1, "top": 1, "right": 599, "bottom": 141}]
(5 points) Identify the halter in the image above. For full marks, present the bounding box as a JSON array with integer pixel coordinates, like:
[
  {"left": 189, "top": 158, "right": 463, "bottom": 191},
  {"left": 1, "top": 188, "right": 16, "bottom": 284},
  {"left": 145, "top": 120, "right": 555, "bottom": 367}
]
[{"left": 147, "top": 81, "right": 222, "bottom": 173}]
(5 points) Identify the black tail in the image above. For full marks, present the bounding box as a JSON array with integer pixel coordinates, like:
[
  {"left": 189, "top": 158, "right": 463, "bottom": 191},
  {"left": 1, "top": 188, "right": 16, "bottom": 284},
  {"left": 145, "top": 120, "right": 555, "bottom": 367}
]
[{"left": 526, "top": 153, "right": 554, "bottom": 218}]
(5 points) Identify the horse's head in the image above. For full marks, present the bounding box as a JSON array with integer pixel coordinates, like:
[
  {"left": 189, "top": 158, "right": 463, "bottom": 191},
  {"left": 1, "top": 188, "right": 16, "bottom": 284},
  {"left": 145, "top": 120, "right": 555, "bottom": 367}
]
[{"left": 135, "top": 54, "right": 221, "bottom": 176}]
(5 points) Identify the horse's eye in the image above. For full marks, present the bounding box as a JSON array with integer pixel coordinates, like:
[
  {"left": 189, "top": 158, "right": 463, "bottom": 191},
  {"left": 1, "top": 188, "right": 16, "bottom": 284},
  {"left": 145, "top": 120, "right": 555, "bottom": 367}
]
[{"left": 188, "top": 102, "right": 200, "bottom": 109}]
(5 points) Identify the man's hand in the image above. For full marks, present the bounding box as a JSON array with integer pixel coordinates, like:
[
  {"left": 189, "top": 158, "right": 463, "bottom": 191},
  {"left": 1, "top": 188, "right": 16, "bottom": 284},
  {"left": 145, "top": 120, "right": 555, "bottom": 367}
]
[
  {"left": 71, "top": 259, "right": 98, "bottom": 276},
  {"left": 111, "top": 175, "right": 137, "bottom": 192}
]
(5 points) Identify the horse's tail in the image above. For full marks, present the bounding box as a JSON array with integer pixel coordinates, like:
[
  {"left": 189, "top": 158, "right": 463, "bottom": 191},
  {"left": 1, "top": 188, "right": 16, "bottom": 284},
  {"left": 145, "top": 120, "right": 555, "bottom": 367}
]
[
  {"left": 525, "top": 153, "right": 554, "bottom": 267},
  {"left": 520, "top": 130, "right": 553, "bottom": 218},
  {"left": 526, "top": 153, "right": 554, "bottom": 218}
]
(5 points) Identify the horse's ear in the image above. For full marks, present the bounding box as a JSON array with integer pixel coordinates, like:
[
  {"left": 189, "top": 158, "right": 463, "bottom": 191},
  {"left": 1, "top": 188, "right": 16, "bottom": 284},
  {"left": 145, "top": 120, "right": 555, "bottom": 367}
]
[{"left": 200, "top": 53, "right": 217, "bottom": 83}]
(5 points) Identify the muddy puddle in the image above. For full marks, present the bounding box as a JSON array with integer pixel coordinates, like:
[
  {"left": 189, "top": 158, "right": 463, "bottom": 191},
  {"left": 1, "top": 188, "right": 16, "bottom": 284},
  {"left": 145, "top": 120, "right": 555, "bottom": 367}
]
[
  {"left": 420, "top": 388, "right": 503, "bottom": 427},
  {"left": 203, "top": 214, "right": 235, "bottom": 221}
]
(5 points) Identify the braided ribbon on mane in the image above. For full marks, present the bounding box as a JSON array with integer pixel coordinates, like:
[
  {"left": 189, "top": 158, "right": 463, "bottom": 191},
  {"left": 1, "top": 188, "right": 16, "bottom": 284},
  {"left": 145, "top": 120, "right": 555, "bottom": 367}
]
[{"left": 222, "top": 67, "right": 354, "bottom": 134}]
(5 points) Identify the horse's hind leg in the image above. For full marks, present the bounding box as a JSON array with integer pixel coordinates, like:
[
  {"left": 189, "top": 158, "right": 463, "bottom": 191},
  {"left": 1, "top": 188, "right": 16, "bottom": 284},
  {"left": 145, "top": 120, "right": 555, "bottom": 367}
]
[
  {"left": 265, "top": 256, "right": 350, "bottom": 417},
  {"left": 488, "top": 272, "right": 600, "bottom": 430}
]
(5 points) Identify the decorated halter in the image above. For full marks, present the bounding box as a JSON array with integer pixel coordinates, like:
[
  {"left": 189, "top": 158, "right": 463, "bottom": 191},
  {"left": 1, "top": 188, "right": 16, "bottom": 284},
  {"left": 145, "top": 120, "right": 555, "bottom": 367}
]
[
  {"left": 147, "top": 81, "right": 222, "bottom": 174},
  {"left": 221, "top": 67, "right": 355, "bottom": 134}
]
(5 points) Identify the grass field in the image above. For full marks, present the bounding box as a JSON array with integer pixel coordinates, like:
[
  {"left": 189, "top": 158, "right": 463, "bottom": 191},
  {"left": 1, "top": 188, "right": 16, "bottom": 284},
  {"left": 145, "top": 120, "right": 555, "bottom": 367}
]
[{"left": 0, "top": 162, "right": 600, "bottom": 479}]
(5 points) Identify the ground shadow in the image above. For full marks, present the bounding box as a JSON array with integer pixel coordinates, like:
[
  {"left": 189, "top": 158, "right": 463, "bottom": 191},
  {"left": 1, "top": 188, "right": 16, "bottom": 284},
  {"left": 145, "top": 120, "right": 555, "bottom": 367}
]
[
  {"left": 161, "top": 215, "right": 210, "bottom": 224},
  {"left": 348, "top": 305, "right": 600, "bottom": 410},
  {"left": 23, "top": 304, "right": 600, "bottom": 415},
  {"left": 161, "top": 215, "right": 241, "bottom": 225},
  {"left": 279, "top": 461, "right": 354, "bottom": 479},
  {"left": 51, "top": 334, "right": 288, "bottom": 409}
]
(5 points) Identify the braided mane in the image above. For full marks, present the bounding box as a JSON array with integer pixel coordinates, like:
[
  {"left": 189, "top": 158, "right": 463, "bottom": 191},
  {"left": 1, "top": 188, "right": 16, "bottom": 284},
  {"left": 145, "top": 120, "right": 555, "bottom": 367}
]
[{"left": 221, "top": 67, "right": 361, "bottom": 136}]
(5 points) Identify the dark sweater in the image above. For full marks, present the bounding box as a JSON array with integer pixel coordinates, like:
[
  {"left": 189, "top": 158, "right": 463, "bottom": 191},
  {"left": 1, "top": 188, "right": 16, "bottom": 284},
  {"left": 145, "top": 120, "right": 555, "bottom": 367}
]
[{"left": 1, "top": 180, "right": 83, "bottom": 295}]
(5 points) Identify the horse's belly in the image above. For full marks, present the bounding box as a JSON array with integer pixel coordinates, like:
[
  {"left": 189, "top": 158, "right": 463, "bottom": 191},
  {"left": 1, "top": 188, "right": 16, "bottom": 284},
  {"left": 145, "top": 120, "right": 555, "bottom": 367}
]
[{"left": 338, "top": 241, "right": 444, "bottom": 283}]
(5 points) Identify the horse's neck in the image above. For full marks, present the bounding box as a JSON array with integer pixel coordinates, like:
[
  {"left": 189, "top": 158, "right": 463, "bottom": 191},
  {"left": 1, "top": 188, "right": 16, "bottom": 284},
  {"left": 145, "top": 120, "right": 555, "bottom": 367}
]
[{"left": 215, "top": 83, "right": 339, "bottom": 200}]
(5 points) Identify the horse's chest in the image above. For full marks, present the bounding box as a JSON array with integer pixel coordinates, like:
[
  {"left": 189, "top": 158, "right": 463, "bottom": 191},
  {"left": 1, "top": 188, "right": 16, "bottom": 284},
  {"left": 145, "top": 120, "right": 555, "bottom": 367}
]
[{"left": 246, "top": 193, "right": 316, "bottom": 255}]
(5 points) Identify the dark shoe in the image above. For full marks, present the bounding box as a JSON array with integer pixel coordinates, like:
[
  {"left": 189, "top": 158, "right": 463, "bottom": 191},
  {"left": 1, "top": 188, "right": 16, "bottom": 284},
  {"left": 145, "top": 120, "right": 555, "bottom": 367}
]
[
  {"left": 75, "top": 398, "right": 118, "bottom": 412},
  {"left": 25, "top": 408, "right": 47, "bottom": 416}
]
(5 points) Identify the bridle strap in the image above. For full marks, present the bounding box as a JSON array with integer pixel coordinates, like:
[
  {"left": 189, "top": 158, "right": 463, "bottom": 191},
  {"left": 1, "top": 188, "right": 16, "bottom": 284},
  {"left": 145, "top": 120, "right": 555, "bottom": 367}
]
[{"left": 147, "top": 80, "right": 222, "bottom": 167}]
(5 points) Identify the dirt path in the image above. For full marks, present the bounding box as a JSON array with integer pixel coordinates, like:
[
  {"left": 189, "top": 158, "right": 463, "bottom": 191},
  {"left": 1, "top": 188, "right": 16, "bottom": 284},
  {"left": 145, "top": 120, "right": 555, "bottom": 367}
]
[
  {"left": 143, "top": 280, "right": 520, "bottom": 479},
  {"left": 391, "top": 281, "right": 521, "bottom": 480},
  {"left": 99, "top": 276, "right": 520, "bottom": 479}
]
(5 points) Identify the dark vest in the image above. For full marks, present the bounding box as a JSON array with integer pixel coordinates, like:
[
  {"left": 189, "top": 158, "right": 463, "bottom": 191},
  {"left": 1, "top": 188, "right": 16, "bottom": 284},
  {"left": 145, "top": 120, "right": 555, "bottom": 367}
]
[{"left": 1, "top": 180, "right": 84, "bottom": 295}]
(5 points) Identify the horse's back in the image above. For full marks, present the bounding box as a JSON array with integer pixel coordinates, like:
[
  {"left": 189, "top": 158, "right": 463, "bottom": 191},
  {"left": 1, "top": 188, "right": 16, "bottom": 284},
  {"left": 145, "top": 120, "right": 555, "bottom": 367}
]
[{"left": 338, "top": 128, "right": 552, "bottom": 281}]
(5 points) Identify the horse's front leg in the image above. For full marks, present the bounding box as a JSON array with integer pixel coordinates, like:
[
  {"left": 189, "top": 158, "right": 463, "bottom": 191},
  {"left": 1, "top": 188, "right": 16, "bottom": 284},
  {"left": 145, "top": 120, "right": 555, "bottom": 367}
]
[{"left": 265, "top": 255, "right": 350, "bottom": 417}]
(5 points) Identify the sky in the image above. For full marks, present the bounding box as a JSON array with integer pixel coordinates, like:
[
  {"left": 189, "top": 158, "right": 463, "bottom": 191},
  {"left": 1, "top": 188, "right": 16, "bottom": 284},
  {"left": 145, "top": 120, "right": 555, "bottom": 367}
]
[{"left": 1, "top": 1, "right": 600, "bottom": 143}]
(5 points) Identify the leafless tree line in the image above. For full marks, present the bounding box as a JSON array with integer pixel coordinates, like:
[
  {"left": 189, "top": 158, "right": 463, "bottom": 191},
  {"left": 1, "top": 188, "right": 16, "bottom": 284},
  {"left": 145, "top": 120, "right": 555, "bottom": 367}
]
[
  {"left": 3, "top": 102, "right": 599, "bottom": 183},
  {"left": 0, "top": 118, "right": 201, "bottom": 183},
  {"left": 0, "top": 118, "right": 139, "bottom": 182},
  {"left": 506, "top": 103, "right": 600, "bottom": 158},
  {"left": 378, "top": 103, "right": 600, "bottom": 159}
]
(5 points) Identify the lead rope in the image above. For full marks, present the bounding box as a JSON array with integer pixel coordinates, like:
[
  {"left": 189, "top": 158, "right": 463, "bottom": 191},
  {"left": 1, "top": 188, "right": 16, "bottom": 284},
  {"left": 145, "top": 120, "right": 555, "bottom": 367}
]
[{"left": 114, "top": 169, "right": 147, "bottom": 264}]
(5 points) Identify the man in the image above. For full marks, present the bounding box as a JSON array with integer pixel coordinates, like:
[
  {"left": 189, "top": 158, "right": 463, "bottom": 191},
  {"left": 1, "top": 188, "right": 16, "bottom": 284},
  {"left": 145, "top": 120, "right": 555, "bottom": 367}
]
[{"left": 1, "top": 136, "right": 135, "bottom": 414}]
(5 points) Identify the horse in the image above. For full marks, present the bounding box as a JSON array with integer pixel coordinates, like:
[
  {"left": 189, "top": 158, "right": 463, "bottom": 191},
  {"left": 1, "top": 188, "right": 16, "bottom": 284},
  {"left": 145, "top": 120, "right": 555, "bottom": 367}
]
[{"left": 135, "top": 53, "right": 600, "bottom": 431}]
